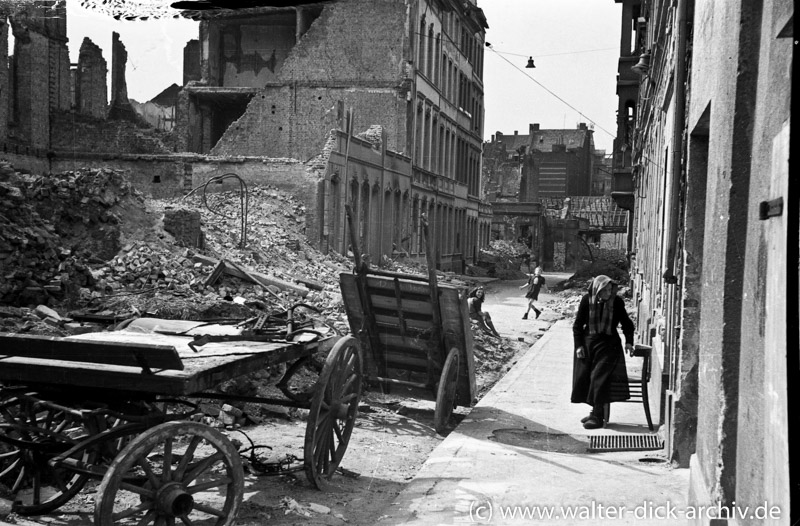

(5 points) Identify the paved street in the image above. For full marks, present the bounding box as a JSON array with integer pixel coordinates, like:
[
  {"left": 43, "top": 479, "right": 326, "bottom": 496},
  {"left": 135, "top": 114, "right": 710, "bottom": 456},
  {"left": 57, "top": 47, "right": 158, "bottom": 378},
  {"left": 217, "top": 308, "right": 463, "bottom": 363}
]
[{"left": 381, "top": 275, "right": 690, "bottom": 525}]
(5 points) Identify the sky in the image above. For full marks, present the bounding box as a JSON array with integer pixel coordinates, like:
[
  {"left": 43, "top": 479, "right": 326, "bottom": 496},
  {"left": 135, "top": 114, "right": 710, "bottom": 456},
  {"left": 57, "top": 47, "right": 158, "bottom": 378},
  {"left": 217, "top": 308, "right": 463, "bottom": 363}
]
[
  {"left": 478, "top": 0, "right": 622, "bottom": 153},
  {"left": 64, "top": 0, "right": 622, "bottom": 152},
  {"left": 65, "top": 2, "right": 198, "bottom": 102}
]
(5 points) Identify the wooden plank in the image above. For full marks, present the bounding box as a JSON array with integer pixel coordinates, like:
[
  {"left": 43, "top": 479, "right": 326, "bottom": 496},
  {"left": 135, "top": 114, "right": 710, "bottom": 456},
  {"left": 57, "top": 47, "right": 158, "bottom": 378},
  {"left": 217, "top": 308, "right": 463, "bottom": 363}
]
[
  {"left": 0, "top": 334, "right": 184, "bottom": 371},
  {"left": 382, "top": 352, "right": 430, "bottom": 371},
  {"left": 374, "top": 314, "right": 433, "bottom": 331},
  {"left": 378, "top": 333, "right": 437, "bottom": 353},
  {"left": 293, "top": 275, "right": 325, "bottom": 291},
  {"left": 438, "top": 287, "right": 476, "bottom": 406},
  {"left": 368, "top": 295, "right": 433, "bottom": 315},
  {"left": 224, "top": 260, "right": 309, "bottom": 298},
  {"left": 204, "top": 260, "right": 226, "bottom": 287},
  {"left": 0, "top": 340, "right": 316, "bottom": 396},
  {"left": 364, "top": 275, "right": 432, "bottom": 296},
  {"left": 0, "top": 357, "right": 191, "bottom": 394}
]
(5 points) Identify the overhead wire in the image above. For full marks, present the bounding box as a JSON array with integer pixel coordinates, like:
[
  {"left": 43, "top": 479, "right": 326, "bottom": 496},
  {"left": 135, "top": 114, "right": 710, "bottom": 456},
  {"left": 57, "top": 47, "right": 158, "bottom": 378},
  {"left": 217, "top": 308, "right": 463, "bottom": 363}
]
[
  {"left": 485, "top": 44, "right": 617, "bottom": 140},
  {"left": 488, "top": 46, "right": 618, "bottom": 59}
]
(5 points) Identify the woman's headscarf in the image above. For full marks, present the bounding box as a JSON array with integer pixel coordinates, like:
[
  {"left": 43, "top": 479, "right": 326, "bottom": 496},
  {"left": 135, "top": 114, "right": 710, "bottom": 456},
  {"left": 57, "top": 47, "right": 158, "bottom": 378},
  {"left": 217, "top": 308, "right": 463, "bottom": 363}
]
[{"left": 588, "top": 275, "right": 616, "bottom": 335}]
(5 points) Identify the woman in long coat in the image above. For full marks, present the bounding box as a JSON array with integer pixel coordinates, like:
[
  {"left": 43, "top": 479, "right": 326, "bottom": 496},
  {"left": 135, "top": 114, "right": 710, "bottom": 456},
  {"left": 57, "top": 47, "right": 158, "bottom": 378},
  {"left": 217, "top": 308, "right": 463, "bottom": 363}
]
[{"left": 572, "top": 275, "right": 635, "bottom": 429}]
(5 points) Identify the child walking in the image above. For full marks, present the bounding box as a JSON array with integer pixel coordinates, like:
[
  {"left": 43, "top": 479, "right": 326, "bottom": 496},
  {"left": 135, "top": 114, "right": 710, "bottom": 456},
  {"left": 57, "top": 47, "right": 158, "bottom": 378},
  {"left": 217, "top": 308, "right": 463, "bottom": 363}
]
[{"left": 520, "top": 267, "right": 546, "bottom": 319}]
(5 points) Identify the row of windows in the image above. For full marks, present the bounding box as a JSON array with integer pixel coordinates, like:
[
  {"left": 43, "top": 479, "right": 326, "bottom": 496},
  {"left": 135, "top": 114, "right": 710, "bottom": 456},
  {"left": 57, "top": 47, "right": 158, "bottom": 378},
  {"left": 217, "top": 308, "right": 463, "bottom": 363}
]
[
  {"left": 418, "top": 16, "right": 484, "bottom": 133},
  {"left": 413, "top": 102, "right": 481, "bottom": 196},
  {"left": 335, "top": 178, "right": 489, "bottom": 263}
]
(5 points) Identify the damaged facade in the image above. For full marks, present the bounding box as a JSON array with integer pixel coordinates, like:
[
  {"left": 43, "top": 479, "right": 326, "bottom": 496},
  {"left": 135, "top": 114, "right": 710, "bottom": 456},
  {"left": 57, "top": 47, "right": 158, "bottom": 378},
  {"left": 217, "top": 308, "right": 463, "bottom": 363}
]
[
  {"left": 613, "top": 0, "right": 793, "bottom": 522},
  {"left": 483, "top": 124, "right": 625, "bottom": 270},
  {"left": 1, "top": 0, "right": 494, "bottom": 273},
  {"left": 176, "top": 0, "right": 492, "bottom": 271}
]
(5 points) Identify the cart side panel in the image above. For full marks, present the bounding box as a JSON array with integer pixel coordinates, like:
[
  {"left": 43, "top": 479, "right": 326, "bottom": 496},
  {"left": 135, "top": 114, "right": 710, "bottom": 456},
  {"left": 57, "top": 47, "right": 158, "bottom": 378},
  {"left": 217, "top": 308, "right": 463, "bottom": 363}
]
[
  {"left": 438, "top": 287, "right": 476, "bottom": 406},
  {"left": 339, "top": 273, "right": 377, "bottom": 375}
]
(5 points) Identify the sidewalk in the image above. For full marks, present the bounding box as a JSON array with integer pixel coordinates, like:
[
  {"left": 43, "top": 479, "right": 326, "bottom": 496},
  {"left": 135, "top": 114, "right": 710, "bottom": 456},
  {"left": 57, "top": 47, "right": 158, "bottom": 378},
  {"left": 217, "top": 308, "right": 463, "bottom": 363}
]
[{"left": 380, "top": 319, "right": 690, "bottom": 525}]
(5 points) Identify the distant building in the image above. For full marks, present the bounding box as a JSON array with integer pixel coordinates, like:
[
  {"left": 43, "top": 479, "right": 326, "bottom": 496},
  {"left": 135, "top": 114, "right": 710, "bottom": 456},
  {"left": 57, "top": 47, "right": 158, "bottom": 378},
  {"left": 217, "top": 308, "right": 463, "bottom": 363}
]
[
  {"left": 521, "top": 123, "right": 595, "bottom": 201},
  {"left": 482, "top": 130, "right": 529, "bottom": 202},
  {"left": 591, "top": 150, "right": 613, "bottom": 196}
]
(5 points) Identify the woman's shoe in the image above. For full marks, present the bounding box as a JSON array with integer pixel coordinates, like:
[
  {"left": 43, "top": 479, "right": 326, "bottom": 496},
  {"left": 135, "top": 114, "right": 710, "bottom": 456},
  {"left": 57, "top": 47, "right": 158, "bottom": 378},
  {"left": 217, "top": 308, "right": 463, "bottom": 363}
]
[
  {"left": 522, "top": 312, "right": 528, "bottom": 319},
  {"left": 580, "top": 414, "right": 593, "bottom": 423},
  {"left": 535, "top": 308, "right": 542, "bottom": 319},
  {"left": 583, "top": 416, "right": 603, "bottom": 429}
]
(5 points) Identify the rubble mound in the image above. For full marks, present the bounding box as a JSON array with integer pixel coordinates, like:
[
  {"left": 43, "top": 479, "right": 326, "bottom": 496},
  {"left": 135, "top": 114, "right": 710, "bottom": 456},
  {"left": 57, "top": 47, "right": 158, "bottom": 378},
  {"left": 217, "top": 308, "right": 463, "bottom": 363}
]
[
  {"left": 0, "top": 162, "right": 157, "bottom": 305},
  {"left": 0, "top": 162, "right": 519, "bottom": 394},
  {"left": 556, "top": 257, "right": 630, "bottom": 291},
  {"left": 472, "top": 240, "right": 530, "bottom": 279}
]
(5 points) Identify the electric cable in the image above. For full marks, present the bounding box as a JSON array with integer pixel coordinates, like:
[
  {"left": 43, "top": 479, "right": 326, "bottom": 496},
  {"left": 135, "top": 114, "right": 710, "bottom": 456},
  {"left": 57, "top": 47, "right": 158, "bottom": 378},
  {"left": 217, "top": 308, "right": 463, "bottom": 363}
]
[{"left": 485, "top": 44, "right": 617, "bottom": 140}]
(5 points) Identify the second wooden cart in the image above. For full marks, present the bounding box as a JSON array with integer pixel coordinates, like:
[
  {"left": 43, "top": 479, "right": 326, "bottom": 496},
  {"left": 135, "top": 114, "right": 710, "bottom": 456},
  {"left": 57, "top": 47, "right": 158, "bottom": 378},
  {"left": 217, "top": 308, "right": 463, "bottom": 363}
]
[{"left": 339, "top": 206, "right": 476, "bottom": 434}]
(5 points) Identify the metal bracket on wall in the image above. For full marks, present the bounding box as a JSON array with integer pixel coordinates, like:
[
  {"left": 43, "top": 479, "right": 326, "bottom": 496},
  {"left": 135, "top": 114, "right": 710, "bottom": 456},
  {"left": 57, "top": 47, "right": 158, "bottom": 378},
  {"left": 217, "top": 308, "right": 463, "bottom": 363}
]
[{"left": 758, "top": 197, "right": 783, "bottom": 220}]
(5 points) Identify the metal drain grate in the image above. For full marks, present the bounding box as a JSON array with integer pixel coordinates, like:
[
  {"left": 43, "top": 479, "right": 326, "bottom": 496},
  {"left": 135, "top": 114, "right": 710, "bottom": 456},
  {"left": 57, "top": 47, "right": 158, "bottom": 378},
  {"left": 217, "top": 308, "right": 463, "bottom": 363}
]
[{"left": 588, "top": 434, "right": 663, "bottom": 453}]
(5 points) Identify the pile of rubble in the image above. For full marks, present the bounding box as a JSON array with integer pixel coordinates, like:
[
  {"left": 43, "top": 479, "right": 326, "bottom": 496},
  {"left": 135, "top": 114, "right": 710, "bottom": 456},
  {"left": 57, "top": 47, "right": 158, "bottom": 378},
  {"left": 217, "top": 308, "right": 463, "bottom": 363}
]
[
  {"left": 0, "top": 162, "right": 149, "bottom": 306},
  {"left": 470, "top": 239, "right": 530, "bottom": 279},
  {"left": 0, "top": 163, "right": 490, "bottom": 343},
  {"left": 555, "top": 256, "right": 630, "bottom": 292}
]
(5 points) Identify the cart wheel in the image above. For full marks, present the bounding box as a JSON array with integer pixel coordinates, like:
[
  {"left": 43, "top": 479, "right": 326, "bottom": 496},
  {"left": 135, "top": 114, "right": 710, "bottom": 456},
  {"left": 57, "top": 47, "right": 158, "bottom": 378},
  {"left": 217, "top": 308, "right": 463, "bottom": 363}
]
[
  {"left": 94, "top": 421, "right": 243, "bottom": 526},
  {"left": 304, "top": 335, "right": 362, "bottom": 490},
  {"left": 433, "top": 348, "right": 460, "bottom": 435},
  {"left": 0, "top": 392, "right": 93, "bottom": 515}
]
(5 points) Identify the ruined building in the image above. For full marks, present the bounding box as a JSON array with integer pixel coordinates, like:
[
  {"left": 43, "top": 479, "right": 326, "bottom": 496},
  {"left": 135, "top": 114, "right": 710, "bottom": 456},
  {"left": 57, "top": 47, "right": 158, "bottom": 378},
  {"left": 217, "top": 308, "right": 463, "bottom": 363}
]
[
  {"left": 482, "top": 123, "right": 617, "bottom": 270},
  {"left": 174, "top": 0, "right": 492, "bottom": 271},
  {"left": 1, "top": 0, "right": 494, "bottom": 272},
  {"left": 613, "top": 0, "right": 793, "bottom": 522}
]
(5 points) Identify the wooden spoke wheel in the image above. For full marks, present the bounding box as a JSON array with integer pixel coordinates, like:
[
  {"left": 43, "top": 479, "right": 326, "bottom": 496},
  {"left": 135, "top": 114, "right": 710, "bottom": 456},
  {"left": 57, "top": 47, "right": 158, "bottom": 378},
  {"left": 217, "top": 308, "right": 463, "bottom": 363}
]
[
  {"left": 304, "top": 336, "right": 362, "bottom": 490},
  {"left": 433, "top": 348, "right": 461, "bottom": 435},
  {"left": 94, "top": 421, "right": 244, "bottom": 526},
  {"left": 0, "top": 392, "right": 93, "bottom": 515}
]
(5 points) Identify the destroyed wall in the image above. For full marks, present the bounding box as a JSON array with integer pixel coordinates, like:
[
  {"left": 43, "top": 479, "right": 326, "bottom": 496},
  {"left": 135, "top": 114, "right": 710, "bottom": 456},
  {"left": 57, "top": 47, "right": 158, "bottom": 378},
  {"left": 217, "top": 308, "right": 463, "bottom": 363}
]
[
  {"left": 278, "top": 0, "right": 408, "bottom": 84},
  {"left": 197, "top": 0, "right": 410, "bottom": 160},
  {"left": 214, "top": 11, "right": 295, "bottom": 87},
  {"left": 50, "top": 111, "right": 177, "bottom": 156},
  {"left": 0, "top": 149, "right": 49, "bottom": 175},
  {"left": 210, "top": 87, "right": 406, "bottom": 161},
  {"left": 183, "top": 39, "right": 201, "bottom": 85},
  {"left": 482, "top": 139, "right": 523, "bottom": 201},
  {"left": 76, "top": 38, "right": 108, "bottom": 119},
  {"left": 50, "top": 156, "right": 189, "bottom": 199},
  {"left": 2, "top": 2, "right": 71, "bottom": 149},
  {"left": 48, "top": 156, "right": 322, "bottom": 221},
  {"left": 107, "top": 32, "right": 137, "bottom": 122}
]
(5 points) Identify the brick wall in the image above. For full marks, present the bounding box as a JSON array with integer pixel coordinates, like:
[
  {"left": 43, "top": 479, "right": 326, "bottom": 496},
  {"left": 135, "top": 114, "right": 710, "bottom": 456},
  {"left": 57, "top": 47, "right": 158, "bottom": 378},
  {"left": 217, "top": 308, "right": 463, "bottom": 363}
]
[
  {"left": 8, "top": 27, "right": 51, "bottom": 149},
  {"left": 279, "top": 0, "right": 408, "bottom": 84},
  {"left": 205, "top": 0, "right": 410, "bottom": 161},
  {"left": 211, "top": 86, "right": 406, "bottom": 161},
  {"left": 50, "top": 111, "right": 177, "bottom": 156},
  {"left": 77, "top": 38, "right": 107, "bottom": 119}
]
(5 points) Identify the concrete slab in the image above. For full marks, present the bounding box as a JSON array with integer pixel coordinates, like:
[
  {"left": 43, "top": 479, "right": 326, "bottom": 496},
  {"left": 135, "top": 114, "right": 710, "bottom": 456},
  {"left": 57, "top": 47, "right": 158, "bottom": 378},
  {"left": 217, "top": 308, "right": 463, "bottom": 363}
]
[{"left": 381, "top": 320, "right": 689, "bottom": 525}]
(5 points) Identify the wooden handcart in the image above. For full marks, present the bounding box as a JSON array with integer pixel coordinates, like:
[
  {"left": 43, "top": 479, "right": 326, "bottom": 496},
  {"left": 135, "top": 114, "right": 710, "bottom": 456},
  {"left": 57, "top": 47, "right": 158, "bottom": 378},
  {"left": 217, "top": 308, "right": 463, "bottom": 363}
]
[
  {"left": 338, "top": 206, "right": 476, "bottom": 434},
  {"left": 0, "top": 308, "right": 363, "bottom": 525}
]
